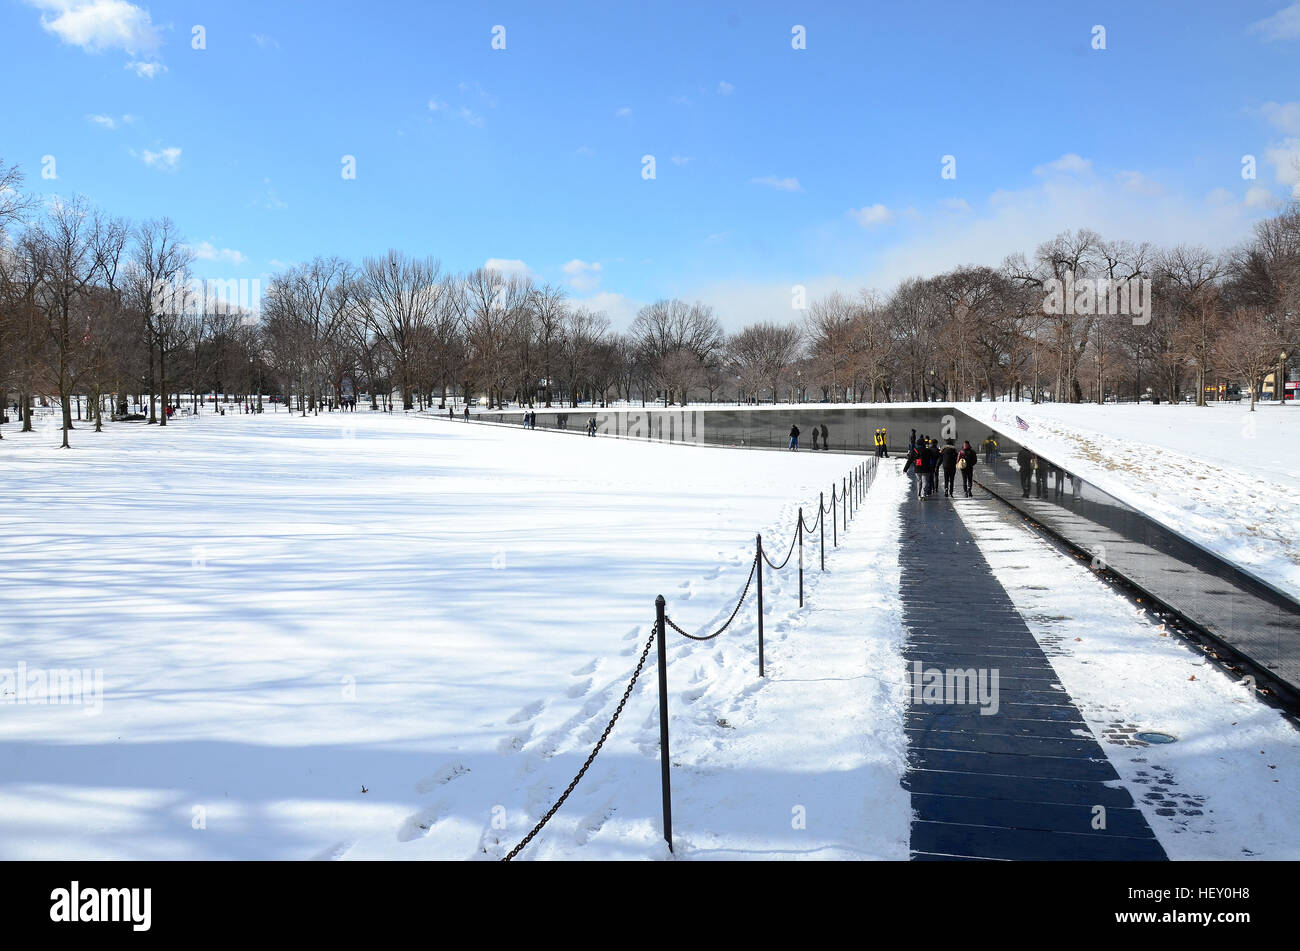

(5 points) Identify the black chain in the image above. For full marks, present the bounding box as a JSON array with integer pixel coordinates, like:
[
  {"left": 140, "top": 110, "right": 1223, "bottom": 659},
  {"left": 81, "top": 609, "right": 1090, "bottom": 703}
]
[
  {"left": 501, "top": 625, "right": 658, "bottom": 861},
  {"left": 761, "top": 522, "right": 800, "bottom": 570},
  {"left": 664, "top": 552, "right": 759, "bottom": 641},
  {"left": 801, "top": 506, "right": 821, "bottom": 534}
]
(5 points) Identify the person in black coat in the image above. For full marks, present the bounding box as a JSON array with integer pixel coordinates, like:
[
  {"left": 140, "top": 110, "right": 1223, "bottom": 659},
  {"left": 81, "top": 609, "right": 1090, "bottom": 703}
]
[
  {"left": 789, "top": 424, "right": 800, "bottom": 450},
  {"left": 958, "top": 440, "right": 977, "bottom": 497},
  {"left": 922, "top": 438, "right": 938, "bottom": 496},
  {"left": 940, "top": 439, "right": 959, "bottom": 497},
  {"left": 1016, "top": 446, "right": 1033, "bottom": 497},
  {"left": 820, "top": 423, "right": 829, "bottom": 450},
  {"left": 1034, "top": 454, "right": 1048, "bottom": 498},
  {"left": 905, "top": 444, "right": 924, "bottom": 498}
]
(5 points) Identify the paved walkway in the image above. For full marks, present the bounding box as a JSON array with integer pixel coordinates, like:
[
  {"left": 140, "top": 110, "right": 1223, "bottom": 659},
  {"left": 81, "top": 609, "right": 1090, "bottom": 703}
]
[{"left": 898, "top": 479, "right": 1166, "bottom": 860}]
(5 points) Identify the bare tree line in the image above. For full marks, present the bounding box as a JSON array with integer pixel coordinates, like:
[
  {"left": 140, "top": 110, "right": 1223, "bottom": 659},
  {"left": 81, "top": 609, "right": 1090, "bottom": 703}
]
[{"left": 3, "top": 153, "right": 1298, "bottom": 449}]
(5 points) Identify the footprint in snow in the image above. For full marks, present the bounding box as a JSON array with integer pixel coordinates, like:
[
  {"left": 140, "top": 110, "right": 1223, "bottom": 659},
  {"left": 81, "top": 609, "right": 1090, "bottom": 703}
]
[
  {"left": 397, "top": 804, "right": 448, "bottom": 842},
  {"left": 415, "top": 763, "right": 470, "bottom": 793},
  {"left": 566, "top": 678, "right": 593, "bottom": 698},
  {"left": 311, "top": 840, "right": 354, "bottom": 861},
  {"left": 572, "top": 658, "right": 599, "bottom": 676},
  {"left": 507, "top": 700, "right": 545, "bottom": 724}
]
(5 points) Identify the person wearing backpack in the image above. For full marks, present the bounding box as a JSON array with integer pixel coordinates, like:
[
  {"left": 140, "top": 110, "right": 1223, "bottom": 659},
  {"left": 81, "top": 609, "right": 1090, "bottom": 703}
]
[
  {"left": 940, "top": 439, "right": 959, "bottom": 497},
  {"left": 905, "top": 443, "right": 924, "bottom": 498},
  {"left": 958, "top": 440, "right": 977, "bottom": 497}
]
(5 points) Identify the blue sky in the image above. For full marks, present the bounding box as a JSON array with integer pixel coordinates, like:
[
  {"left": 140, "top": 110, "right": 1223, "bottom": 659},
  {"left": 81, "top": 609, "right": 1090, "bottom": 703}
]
[{"left": 2, "top": 0, "right": 1298, "bottom": 328}]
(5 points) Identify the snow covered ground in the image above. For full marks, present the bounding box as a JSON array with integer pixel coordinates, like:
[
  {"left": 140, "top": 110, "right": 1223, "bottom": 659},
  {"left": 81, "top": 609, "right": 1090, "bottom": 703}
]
[
  {"left": 958, "top": 402, "right": 1300, "bottom": 601},
  {"left": 0, "top": 411, "right": 907, "bottom": 860},
  {"left": 957, "top": 498, "right": 1300, "bottom": 859}
]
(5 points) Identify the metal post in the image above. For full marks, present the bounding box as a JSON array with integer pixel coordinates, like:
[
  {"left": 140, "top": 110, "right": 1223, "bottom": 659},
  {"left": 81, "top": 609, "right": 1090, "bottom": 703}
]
[
  {"left": 798, "top": 510, "right": 804, "bottom": 608},
  {"left": 654, "top": 595, "right": 673, "bottom": 853},
  {"left": 820, "top": 491, "right": 825, "bottom": 570},
  {"left": 831, "top": 486, "right": 837, "bottom": 547},
  {"left": 843, "top": 478, "right": 848, "bottom": 531},
  {"left": 756, "top": 534, "right": 765, "bottom": 678}
]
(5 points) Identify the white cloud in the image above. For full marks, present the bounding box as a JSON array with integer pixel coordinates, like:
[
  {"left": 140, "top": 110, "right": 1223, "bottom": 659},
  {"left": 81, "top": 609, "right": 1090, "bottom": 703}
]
[
  {"left": 940, "top": 198, "right": 971, "bottom": 212},
  {"left": 1264, "top": 137, "right": 1300, "bottom": 193},
  {"left": 458, "top": 80, "right": 497, "bottom": 108},
  {"left": 718, "top": 80, "right": 734, "bottom": 95},
  {"left": 1249, "top": 2, "right": 1300, "bottom": 40},
  {"left": 1245, "top": 186, "right": 1281, "bottom": 208},
  {"left": 691, "top": 171, "right": 1275, "bottom": 332},
  {"left": 575, "top": 145, "right": 595, "bottom": 156},
  {"left": 573, "top": 291, "right": 641, "bottom": 328},
  {"left": 670, "top": 155, "right": 692, "bottom": 166},
  {"left": 428, "top": 98, "right": 483, "bottom": 126},
  {"left": 86, "top": 112, "right": 135, "bottom": 129},
  {"left": 848, "top": 203, "right": 894, "bottom": 227},
  {"left": 252, "top": 33, "right": 278, "bottom": 49},
  {"left": 562, "top": 259, "right": 603, "bottom": 292},
  {"left": 191, "top": 241, "right": 247, "bottom": 265},
  {"left": 615, "top": 106, "right": 633, "bottom": 118},
  {"left": 752, "top": 175, "right": 803, "bottom": 192},
  {"left": 138, "top": 146, "right": 180, "bottom": 170},
  {"left": 1261, "top": 101, "right": 1300, "bottom": 134},
  {"left": 126, "top": 59, "right": 165, "bottom": 78},
  {"left": 1116, "top": 170, "right": 1163, "bottom": 195},
  {"left": 484, "top": 258, "right": 530, "bottom": 277},
  {"left": 29, "top": 0, "right": 161, "bottom": 54},
  {"left": 1033, "top": 153, "right": 1093, "bottom": 176}
]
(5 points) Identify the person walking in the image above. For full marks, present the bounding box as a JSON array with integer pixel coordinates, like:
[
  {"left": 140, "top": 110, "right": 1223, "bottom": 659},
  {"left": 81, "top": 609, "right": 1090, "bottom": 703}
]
[
  {"left": 463, "top": 405, "right": 470, "bottom": 421},
  {"left": 905, "top": 442, "right": 924, "bottom": 498},
  {"left": 958, "top": 440, "right": 977, "bottom": 497},
  {"left": 811, "top": 426, "right": 820, "bottom": 450},
  {"left": 940, "top": 439, "right": 959, "bottom": 498},
  {"left": 789, "top": 424, "right": 800, "bottom": 450},
  {"left": 820, "top": 424, "right": 828, "bottom": 451},
  {"left": 909, "top": 429, "right": 917, "bottom": 452},
  {"left": 923, "top": 438, "right": 938, "bottom": 497},
  {"left": 879, "top": 427, "right": 888, "bottom": 458},
  {"left": 1016, "top": 445, "right": 1033, "bottom": 497}
]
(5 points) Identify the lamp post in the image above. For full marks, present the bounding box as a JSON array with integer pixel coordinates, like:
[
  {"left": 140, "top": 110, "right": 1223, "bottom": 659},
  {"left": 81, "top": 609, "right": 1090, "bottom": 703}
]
[{"left": 1282, "top": 350, "right": 1290, "bottom": 404}]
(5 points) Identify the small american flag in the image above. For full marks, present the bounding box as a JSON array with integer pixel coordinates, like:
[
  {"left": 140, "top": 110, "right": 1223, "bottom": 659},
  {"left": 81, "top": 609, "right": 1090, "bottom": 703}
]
[{"left": 1015, "top": 416, "right": 1029, "bottom": 431}]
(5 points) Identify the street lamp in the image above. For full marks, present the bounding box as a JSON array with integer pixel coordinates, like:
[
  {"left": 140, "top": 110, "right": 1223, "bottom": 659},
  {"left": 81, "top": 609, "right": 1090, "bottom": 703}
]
[{"left": 1283, "top": 350, "right": 1290, "bottom": 404}]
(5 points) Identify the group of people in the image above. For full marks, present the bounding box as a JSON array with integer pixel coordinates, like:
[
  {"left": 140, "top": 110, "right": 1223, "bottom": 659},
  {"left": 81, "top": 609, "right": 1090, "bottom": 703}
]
[
  {"left": 873, "top": 428, "right": 888, "bottom": 457},
  {"left": 788, "top": 423, "right": 831, "bottom": 451},
  {"left": 1013, "top": 446, "right": 1077, "bottom": 500},
  {"left": 904, "top": 432, "right": 978, "bottom": 499}
]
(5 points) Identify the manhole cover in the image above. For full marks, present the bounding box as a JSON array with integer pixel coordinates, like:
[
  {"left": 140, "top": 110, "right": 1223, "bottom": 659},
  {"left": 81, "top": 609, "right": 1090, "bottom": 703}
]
[{"left": 1134, "top": 731, "right": 1178, "bottom": 744}]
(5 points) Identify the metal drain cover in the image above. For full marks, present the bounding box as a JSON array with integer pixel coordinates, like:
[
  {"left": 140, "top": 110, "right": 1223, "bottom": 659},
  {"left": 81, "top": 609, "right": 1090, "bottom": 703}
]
[{"left": 1134, "top": 731, "right": 1178, "bottom": 744}]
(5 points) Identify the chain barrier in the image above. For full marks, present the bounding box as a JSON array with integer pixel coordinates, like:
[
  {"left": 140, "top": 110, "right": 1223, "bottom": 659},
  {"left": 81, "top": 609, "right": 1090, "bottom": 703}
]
[
  {"left": 501, "top": 456, "right": 880, "bottom": 859},
  {"left": 502, "top": 624, "right": 658, "bottom": 861},
  {"left": 664, "top": 552, "right": 760, "bottom": 641},
  {"left": 760, "top": 522, "right": 800, "bottom": 570}
]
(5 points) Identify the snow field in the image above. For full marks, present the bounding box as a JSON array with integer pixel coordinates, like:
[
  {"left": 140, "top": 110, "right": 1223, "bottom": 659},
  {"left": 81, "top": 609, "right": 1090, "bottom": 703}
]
[{"left": 0, "top": 412, "right": 908, "bottom": 859}]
